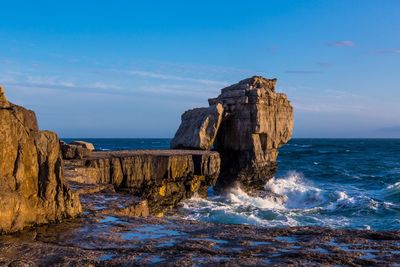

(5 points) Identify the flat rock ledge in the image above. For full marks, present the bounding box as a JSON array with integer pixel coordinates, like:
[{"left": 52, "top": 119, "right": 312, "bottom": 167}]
[{"left": 65, "top": 150, "right": 220, "bottom": 215}]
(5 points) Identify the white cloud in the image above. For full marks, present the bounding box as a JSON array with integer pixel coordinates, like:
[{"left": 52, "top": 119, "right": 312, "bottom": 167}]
[
  {"left": 378, "top": 48, "right": 400, "bottom": 54},
  {"left": 285, "top": 86, "right": 369, "bottom": 113},
  {"left": 26, "top": 75, "right": 76, "bottom": 88},
  {"left": 124, "top": 69, "right": 228, "bottom": 87},
  {"left": 285, "top": 70, "right": 322, "bottom": 74},
  {"left": 329, "top": 41, "right": 355, "bottom": 47}
]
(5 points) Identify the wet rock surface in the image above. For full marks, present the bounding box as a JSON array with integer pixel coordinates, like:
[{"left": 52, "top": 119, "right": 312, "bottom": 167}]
[
  {"left": 0, "top": 208, "right": 399, "bottom": 266},
  {"left": 0, "top": 88, "right": 81, "bottom": 234},
  {"left": 64, "top": 150, "right": 220, "bottom": 214},
  {"left": 2, "top": 168, "right": 399, "bottom": 266},
  {"left": 70, "top": 182, "right": 150, "bottom": 218}
]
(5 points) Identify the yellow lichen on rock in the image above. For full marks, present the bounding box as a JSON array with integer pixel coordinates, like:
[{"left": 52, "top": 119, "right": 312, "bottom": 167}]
[
  {"left": 159, "top": 184, "right": 167, "bottom": 197},
  {"left": 191, "top": 176, "right": 204, "bottom": 192}
]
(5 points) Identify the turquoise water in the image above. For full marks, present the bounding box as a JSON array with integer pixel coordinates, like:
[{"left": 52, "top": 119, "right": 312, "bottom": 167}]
[{"left": 63, "top": 138, "right": 400, "bottom": 230}]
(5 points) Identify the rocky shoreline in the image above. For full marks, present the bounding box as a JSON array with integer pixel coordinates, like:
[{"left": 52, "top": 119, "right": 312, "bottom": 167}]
[
  {"left": 1, "top": 212, "right": 400, "bottom": 266},
  {"left": 1, "top": 175, "right": 399, "bottom": 265},
  {"left": 3, "top": 77, "right": 399, "bottom": 266},
  {"left": 1, "top": 76, "right": 295, "bottom": 235}
]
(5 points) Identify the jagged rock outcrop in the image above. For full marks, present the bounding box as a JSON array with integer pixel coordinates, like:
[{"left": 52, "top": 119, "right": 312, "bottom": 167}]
[
  {"left": 65, "top": 150, "right": 220, "bottom": 214},
  {"left": 173, "top": 76, "right": 293, "bottom": 193},
  {"left": 0, "top": 87, "right": 82, "bottom": 234},
  {"left": 171, "top": 103, "right": 224, "bottom": 150}
]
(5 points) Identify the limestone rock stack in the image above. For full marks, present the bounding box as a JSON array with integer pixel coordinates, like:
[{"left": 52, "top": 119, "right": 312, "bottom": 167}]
[
  {"left": 171, "top": 76, "right": 293, "bottom": 193},
  {"left": 0, "top": 87, "right": 82, "bottom": 234}
]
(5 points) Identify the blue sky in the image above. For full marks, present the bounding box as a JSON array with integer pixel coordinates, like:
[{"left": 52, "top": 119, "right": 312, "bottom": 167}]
[{"left": 1, "top": 0, "right": 399, "bottom": 138}]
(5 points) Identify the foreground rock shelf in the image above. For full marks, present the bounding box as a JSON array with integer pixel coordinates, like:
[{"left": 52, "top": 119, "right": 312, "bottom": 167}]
[
  {"left": 65, "top": 150, "right": 220, "bottom": 214},
  {"left": 1, "top": 214, "right": 400, "bottom": 266}
]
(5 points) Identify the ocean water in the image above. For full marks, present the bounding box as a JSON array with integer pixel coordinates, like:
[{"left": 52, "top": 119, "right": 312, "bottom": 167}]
[{"left": 63, "top": 138, "right": 400, "bottom": 230}]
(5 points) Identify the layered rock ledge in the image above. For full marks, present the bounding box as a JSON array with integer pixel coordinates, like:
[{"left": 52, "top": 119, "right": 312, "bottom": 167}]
[
  {"left": 0, "top": 87, "right": 82, "bottom": 234},
  {"left": 65, "top": 150, "right": 220, "bottom": 214}
]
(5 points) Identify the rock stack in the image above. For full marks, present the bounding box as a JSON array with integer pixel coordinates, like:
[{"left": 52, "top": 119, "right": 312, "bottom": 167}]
[
  {"left": 171, "top": 76, "right": 293, "bottom": 193},
  {"left": 0, "top": 87, "right": 82, "bottom": 234}
]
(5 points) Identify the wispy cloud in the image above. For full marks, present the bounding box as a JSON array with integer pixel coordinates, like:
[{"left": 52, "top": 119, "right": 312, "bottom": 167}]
[
  {"left": 27, "top": 76, "right": 76, "bottom": 88},
  {"left": 285, "top": 86, "right": 369, "bottom": 113},
  {"left": 316, "top": 62, "right": 332, "bottom": 68},
  {"left": 1, "top": 71, "right": 223, "bottom": 101},
  {"left": 329, "top": 41, "right": 355, "bottom": 47},
  {"left": 2, "top": 74, "right": 127, "bottom": 96},
  {"left": 376, "top": 48, "right": 400, "bottom": 54},
  {"left": 89, "top": 82, "right": 122, "bottom": 90},
  {"left": 285, "top": 70, "right": 323, "bottom": 74},
  {"left": 142, "top": 84, "right": 217, "bottom": 98},
  {"left": 123, "top": 69, "right": 228, "bottom": 87}
]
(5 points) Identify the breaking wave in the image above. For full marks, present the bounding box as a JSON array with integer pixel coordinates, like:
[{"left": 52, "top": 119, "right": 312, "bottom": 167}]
[{"left": 180, "top": 171, "right": 400, "bottom": 230}]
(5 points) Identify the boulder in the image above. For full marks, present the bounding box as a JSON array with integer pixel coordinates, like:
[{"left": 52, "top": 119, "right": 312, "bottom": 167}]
[
  {"left": 71, "top": 141, "right": 95, "bottom": 151},
  {"left": 61, "top": 143, "right": 92, "bottom": 159},
  {"left": 171, "top": 103, "right": 224, "bottom": 150},
  {"left": 0, "top": 87, "right": 82, "bottom": 234}
]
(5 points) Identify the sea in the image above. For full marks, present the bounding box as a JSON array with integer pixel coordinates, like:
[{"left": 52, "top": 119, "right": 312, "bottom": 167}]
[{"left": 63, "top": 138, "right": 400, "bottom": 231}]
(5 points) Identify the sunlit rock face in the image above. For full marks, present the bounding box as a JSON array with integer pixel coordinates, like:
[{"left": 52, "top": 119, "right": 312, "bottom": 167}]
[
  {"left": 171, "top": 103, "right": 224, "bottom": 150},
  {"left": 172, "top": 76, "right": 293, "bottom": 193},
  {"left": 211, "top": 76, "right": 293, "bottom": 192},
  {"left": 65, "top": 150, "right": 220, "bottom": 215},
  {"left": 0, "top": 87, "right": 82, "bottom": 234}
]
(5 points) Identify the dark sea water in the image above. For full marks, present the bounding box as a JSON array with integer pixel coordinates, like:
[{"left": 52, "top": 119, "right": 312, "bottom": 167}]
[{"left": 63, "top": 138, "right": 400, "bottom": 231}]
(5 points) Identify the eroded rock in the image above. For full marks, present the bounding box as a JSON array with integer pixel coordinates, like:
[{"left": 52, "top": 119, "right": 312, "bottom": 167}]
[
  {"left": 0, "top": 87, "right": 82, "bottom": 234},
  {"left": 171, "top": 103, "right": 224, "bottom": 150},
  {"left": 70, "top": 141, "right": 95, "bottom": 151},
  {"left": 214, "top": 76, "right": 293, "bottom": 192},
  {"left": 172, "top": 76, "right": 293, "bottom": 193},
  {"left": 65, "top": 150, "right": 220, "bottom": 214},
  {"left": 61, "top": 143, "right": 92, "bottom": 160}
]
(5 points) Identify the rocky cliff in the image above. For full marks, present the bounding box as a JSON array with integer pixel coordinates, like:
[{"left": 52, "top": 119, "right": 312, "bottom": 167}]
[
  {"left": 0, "top": 86, "right": 82, "bottom": 234},
  {"left": 171, "top": 76, "right": 293, "bottom": 193},
  {"left": 65, "top": 150, "right": 220, "bottom": 214}
]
